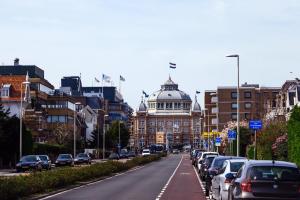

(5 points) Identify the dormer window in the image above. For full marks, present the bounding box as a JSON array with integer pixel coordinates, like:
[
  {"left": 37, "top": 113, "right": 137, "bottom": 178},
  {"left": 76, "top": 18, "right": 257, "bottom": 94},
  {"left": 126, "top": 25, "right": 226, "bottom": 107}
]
[{"left": 0, "top": 84, "right": 11, "bottom": 98}]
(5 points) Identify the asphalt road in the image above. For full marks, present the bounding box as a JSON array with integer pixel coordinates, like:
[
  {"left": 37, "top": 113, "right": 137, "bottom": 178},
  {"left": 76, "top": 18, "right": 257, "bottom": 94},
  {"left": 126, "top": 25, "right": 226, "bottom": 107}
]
[{"left": 41, "top": 154, "right": 182, "bottom": 200}]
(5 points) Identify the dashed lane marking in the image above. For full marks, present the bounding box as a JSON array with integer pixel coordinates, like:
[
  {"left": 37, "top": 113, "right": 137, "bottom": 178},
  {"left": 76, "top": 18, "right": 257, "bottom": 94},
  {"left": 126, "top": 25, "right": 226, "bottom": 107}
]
[{"left": 155, "top": 156, "right": 183, "bottom": 200}]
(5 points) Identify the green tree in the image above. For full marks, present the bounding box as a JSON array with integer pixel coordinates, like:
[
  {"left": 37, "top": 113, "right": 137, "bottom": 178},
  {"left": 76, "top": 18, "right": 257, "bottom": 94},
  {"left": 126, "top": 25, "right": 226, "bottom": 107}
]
[
  {"left": 106, "top": 121, "right": 130, "bottom": 150},
  {"left": 0, "top": 104, "right": 33, "bottom": 167},
  {"left": 288, "top": 105, "right": 300, "bottom": 166},
  {"left": 231, "top": 127, "right": 252, "bottom": 157},
  {"left": 257, "top": 121, "right": 287, "bottom": 160}
]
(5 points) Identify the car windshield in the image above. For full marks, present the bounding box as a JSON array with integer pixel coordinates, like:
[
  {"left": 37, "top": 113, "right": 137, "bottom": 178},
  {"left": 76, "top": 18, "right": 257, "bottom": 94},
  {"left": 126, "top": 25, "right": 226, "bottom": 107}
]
[
  {"left": 203, "top": 153, "right": 218, "bottom": 159},
  {"left": 197, "top": 152, "right": 203, "bottom": 157},
  {"left": 39, "top": 155, "right": 48, "bottom": 161},
  {"left": 212, "top": 158, "right": 227, "bottom": 169},
  {"left": 205, "top": 157, "right": 216, "bottom": 167},
  {"left": 20, "top": 155, "right": 37, "bottom": 162},
  {"left": 58, "top": 154, "right": 71, "bottom": 159},
  {"left": 77, "top": 153, "right": 88, "bottom": 158},
  {"left": 230, "top": 162, "right": 245, "bottom": 172},
  {"left": 249, "top": 166, "right": 300, "bottom": 181}
]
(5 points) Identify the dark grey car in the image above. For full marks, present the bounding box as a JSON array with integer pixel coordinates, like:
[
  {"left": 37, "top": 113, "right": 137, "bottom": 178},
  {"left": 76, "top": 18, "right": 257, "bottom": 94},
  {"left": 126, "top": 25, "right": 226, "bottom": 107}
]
[{"left": 227, "top": 160, "right": 300, "bottom": 200}]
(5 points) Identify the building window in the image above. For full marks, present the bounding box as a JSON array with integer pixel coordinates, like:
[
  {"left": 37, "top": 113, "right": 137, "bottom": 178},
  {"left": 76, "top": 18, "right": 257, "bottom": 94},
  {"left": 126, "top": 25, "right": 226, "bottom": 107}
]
[
  {"left": 245, "top": 113, "right": 251, "bottom": 120},
  {"left": 245, "top": 102, "right": 252, "bottom": 109},
  {"left": 231, "top": 103, "right": 238, "bottom": 109},
  {"left": 166, "top": 103, "right": 173, "bottom": 110},
  {"left": 157, "top": 103, "right": 164, "bottom": 110},
  {"left": 231, "top": 113, "right": 237, "bottom": 120},
  {"left": 0, "top": 84, "right": 11, "bottom": 98},
  {"left": 231, "top": 92, "right": 237, "bottom": 99},
  {"left": 244, "top": 91, "right": 252, "bottom": 98}
]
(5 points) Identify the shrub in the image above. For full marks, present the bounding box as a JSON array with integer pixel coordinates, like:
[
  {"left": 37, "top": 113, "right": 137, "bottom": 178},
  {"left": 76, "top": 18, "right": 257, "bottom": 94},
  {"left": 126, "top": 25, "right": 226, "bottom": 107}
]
[
  {"left": 288, "top": 106, "right": 300, "bottom": 166},
  {"left": 0, "top": 154, "right": 164, "bottom": 200}
]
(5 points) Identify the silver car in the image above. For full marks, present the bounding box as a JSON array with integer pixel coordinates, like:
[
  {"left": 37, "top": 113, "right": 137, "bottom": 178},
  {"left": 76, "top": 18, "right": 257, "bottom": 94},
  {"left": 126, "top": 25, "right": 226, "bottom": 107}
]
[
  {"left": 227, "top": 160, "right": 300, "bottom": 200},
  {"left": 211, "top": 159, "right": 247, "bottom": 200}
]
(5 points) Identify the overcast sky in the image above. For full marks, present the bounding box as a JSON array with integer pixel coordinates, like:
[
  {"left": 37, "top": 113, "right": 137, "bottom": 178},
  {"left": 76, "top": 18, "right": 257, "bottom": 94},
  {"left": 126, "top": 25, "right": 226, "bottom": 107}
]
[{"left": 1, "top": 0, "right": 300, "bottom": 109}]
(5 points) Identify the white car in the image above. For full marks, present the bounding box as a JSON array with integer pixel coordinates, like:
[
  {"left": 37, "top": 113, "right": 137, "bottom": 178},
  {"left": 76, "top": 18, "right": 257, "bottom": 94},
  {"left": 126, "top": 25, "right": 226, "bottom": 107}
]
[
  {"left": 211, "top": 159, "right": 247, "bottom": 200},
  {"left": 197, "top": 152, "right": 219, "bottom": 171},
  {"left": 142, "top": 149, "right": 151, "bottom": 156}
]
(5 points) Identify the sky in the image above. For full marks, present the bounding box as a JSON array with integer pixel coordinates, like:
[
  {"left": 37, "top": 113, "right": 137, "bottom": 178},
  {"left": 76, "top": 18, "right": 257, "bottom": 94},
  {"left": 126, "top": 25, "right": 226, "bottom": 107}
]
[{"left": 1, "top": 0, "right": 300, "bottom": 110}]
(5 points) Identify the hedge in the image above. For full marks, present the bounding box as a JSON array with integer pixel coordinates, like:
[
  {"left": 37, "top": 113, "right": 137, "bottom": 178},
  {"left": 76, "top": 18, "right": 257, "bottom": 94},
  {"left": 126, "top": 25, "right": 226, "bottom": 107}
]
[
  {"left": 288, "top": 106, "right": 300, "bottom": 166},
  {"left": 0, "top": 153, "right": 166, "bottom": 200}
]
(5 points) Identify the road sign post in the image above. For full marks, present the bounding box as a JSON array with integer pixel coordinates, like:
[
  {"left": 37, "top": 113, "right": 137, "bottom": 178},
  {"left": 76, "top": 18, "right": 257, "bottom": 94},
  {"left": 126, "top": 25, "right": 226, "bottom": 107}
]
[{"left": 249, "top": 120, "right": 263, "bottom": 160}]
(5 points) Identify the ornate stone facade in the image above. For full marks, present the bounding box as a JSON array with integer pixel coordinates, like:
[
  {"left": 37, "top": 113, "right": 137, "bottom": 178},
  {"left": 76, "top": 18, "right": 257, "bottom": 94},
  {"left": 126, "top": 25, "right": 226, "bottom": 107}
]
[{"left": 132, "top": 77, "right": 202, "bottom": 150}]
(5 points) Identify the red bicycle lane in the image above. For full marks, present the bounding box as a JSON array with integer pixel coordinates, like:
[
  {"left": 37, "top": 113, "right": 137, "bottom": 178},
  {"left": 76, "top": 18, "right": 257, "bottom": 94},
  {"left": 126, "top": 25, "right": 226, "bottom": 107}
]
[{"left": 159, "top": 154, "right": 206, "bottom": 200}]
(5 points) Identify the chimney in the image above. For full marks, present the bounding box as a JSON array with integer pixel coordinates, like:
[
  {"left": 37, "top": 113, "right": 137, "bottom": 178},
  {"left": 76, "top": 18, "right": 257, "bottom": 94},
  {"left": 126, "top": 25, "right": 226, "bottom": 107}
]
[{"left": 14, "top": 58, "right": 19, "bottom": 66}]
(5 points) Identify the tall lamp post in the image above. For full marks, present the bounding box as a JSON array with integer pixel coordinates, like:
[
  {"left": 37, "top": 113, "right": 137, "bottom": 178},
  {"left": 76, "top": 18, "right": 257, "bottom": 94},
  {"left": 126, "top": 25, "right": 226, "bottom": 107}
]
[
  {"left": 226, "top": 54, "right": 240, "bottom": 157},
  {"left": 73, "top": 102, "right": 81, "bottom": 158},
  {"left": 102, "top": 114, "right": 109, "bottom": 159},
  {"left": 203, "top": 108, "right": 209, "bottom": 151},
  {"left": 19, "top": 80, "right": 30, "bottom": 159}
]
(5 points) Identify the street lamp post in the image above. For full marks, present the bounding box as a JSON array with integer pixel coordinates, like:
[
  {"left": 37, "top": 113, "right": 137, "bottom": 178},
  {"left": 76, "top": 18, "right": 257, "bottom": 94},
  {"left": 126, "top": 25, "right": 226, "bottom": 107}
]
[
  {"left": 73, "top": 102, "right": 81, "bottom": 158},
  {"left": 19, "top": 80, "right": 30, "bottom": 159},
  {"left": 103, "top": 114, "right": 109, "bottom": 159},
  {"left": 226, "top": 54, "right": 240, "bottom": 157},
  {"left": 203, "top": 108, "right": 209, "bottom": 151}
]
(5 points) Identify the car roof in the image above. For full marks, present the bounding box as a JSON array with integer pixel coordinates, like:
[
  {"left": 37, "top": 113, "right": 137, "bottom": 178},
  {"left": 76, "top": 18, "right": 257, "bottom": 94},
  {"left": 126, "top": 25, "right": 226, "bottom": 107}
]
[
  {"left": 228, "top": 159, "right": 248, "bottom": 163},
  {"left": 203, "top": 152, "right": 218, "bottom": 154},
  {"left": 245, "top": 160, "right": 298, "bottom": 168}
]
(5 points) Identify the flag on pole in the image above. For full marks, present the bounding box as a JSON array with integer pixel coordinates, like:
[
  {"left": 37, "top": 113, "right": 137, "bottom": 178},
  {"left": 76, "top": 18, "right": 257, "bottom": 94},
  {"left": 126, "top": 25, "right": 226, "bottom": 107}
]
[
  {"left": 196, "top": 91, "right": 201, "bottom": 94},
  {"left": 102, "top": 74, "right": 111, "bottom": 83},
  {"left": 120, "top": 75, "right": 125, "bottom": 81},
  {"left": 142, "top": 90, "right": 149, "bottom": 98},
  {"left": 95, "top": 77, "right": 100, "bottom": 83},
  {"left": 169, "top": 62, "right": 176, "bottom": 69}
]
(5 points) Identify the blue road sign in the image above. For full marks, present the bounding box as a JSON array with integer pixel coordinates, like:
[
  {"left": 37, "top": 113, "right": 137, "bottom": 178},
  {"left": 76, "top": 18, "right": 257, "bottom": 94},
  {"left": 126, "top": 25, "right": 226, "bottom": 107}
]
[
  {"left": 228, "top": 130, "right": 236, "bottom": 140},
  {"left": 215, "top": 137, "right": 221, "bottom": 146},
  {"left": 249, "top": 120, "right": 263, "bottom": 130}
]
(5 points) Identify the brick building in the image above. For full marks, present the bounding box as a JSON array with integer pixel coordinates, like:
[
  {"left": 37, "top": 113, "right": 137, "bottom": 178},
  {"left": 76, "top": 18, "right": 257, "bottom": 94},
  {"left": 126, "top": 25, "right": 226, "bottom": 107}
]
[{"left": 204, "top": 83, "right": 280, "bottom": 132}]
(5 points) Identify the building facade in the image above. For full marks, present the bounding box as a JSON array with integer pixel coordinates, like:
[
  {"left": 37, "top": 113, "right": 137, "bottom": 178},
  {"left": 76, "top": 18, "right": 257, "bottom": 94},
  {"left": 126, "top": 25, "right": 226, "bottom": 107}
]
[
  {"left": 204, "top": 83, "right": 280, "bottom": 132},
  {"left": 132, "top": 77, "right": 202, "bottom": 150}
]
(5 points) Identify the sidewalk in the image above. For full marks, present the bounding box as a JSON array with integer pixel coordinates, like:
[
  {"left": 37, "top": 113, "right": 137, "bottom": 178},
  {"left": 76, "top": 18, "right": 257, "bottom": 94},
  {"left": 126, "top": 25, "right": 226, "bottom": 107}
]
[{"left": 160, "top": 154, "right": 206, "bottom": 200}]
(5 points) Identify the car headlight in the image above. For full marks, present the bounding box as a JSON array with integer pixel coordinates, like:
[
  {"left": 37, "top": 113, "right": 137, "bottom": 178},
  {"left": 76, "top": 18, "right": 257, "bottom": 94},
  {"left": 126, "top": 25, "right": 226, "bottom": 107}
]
[
  {"left": 16, "top": 163, "right": 21, "bottom": 167},
  {"left": 74, "top": 159, "right": 78, "bottom": 161},
  {"left": 55, "top": 161, "right": 58, "bottom": 163}
]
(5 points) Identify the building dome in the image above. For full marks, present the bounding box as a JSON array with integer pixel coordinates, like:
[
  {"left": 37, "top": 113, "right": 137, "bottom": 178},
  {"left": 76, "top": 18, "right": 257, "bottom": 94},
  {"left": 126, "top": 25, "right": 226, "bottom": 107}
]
[
  {"left": 147, "top": 77, "right": 192, "bottom": 113},
  {"left": 193, "top": 100, "right": 201, "bottom": 112},
  {"left": 148, "top": 77, "right": 191, "bottom": 102},
  {"left": 138, "top": 100, "right": 147, "bottom": 112}
]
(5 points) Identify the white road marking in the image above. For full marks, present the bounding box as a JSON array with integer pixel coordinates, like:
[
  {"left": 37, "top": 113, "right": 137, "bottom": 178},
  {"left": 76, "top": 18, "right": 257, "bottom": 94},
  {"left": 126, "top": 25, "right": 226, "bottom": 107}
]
[
  {"left": 155, "top": 156, "right": 183, "bottom": 200},
  {"left": 193, "top": 166, "right": 210, "bottom": 200}
]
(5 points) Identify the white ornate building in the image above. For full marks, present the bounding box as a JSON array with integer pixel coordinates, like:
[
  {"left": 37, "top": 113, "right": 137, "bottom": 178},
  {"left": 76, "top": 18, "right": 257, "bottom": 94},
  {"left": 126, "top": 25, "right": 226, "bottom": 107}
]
[{"left": 132, "top": 77, "right": 202, "bottom": 150}]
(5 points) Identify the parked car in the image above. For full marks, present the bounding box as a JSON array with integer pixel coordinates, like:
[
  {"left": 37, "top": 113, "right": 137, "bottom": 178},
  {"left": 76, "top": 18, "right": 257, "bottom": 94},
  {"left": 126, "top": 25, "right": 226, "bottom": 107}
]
[
  {"left": 142, "top": 149, "right": 151, "bottom": 156},
  {"left": 55, "top": 154, "right": 74, "bottom": 167},
  {"left": 199, "top": 155, "right": 218, "bottom": 180},
  {"left": 211, "top": 159, "right": 247, "bottom": 200},
  {"left": 227, "top": 160, "right": 300, "bottom": 200},
  {"left": 108, "top": 153, "right": 120, "bottom": 160},
  {"left": 16, "top": 155, "right": 43, "bottom": 172},
  {"left": 205, "top": 156, "right": 244, "bottom": 197},
  {"left": 74, "top": 153, "right": 91, "bottom": 165},
  {"left": 119, "top": 151, "right": 129, "bottom": 159},
  {"left": 172, "top": 149, "right": 180, "bottom": 154},
  {"left": 191, "top": 149, "right": 203, "bottom": 166},
  {"left": 197, "top": 152, "right": 219, "bottom": 170},
  {"left": 127, "top": 151, "right": 136, "bottom": 158},
  {"left": 38, "top": 155, "right": 52, "bottom": 170}
]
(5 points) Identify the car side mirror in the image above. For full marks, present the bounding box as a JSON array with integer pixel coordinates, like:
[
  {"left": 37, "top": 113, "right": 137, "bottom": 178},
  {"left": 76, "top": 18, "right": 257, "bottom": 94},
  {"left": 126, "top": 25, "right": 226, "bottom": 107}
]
[{"left": 225, "top": 173, "right": 235, "bottom": 180}]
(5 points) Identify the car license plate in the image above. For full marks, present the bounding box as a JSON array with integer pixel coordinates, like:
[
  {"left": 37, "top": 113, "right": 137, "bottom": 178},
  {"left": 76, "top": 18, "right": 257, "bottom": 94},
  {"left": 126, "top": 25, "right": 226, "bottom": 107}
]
[
  {"left": 60, "top": 162, "right": 65, "bottom": 165},
  {"left": 22, "top": 166, "right": 29, "bottom": 169}
]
